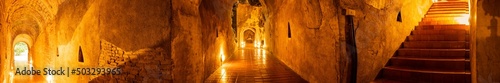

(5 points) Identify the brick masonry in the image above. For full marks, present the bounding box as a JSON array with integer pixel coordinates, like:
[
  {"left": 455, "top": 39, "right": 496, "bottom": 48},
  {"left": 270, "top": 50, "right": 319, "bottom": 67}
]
[{"left": 89, "top": 40, "right": 173, "bottom": 83}]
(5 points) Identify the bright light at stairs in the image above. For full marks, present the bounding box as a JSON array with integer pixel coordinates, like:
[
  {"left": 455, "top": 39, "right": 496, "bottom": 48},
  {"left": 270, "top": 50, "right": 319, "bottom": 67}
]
[{"left": 455, "top": 14, "right": 470, "bottom": 25}]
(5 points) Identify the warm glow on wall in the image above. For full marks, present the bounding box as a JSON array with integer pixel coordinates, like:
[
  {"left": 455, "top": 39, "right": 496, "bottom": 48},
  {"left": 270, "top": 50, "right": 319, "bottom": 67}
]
[
  {"left": 455, "top": 14, "right": 470, "bottom": 25},
  {"left": 257, "top": 48, "right": 261, "bottom": 59},
  {"left": 254, "top": 41, "right": 260, "bottom": 48},
  {"left": 253, "top": 39, "right": 265, "bottom": 48},
  {"left": 220, "top": 47, "right": 225, "bottom": 62},
  {"left": 432, "top": 0, "right": 438, "bottom": 3},
  {"left": 29, "top": 60, "right": 33, "bottom": 68},
  {"left": 261, "top": 49, "right": 266, "bottom": 65},
  {"left": 221, "top": 54, "right": 225, "bottom": 62},
  {"left": 240, "top": 41, "right": 246, "bottom": 48}
]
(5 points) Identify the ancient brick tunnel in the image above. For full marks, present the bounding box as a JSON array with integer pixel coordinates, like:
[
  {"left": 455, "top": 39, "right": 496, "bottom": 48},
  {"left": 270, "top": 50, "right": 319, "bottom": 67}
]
[{"left": 0, "top": 0, "right": 499, "bottom": 83}]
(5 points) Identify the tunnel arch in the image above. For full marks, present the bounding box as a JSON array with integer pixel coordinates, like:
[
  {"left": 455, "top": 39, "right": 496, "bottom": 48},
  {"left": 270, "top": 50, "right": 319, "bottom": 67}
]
[
  {"left": 9, "top": 16, "right": 41, "bottom": 39},
  {"left": 11, "top": 34, "right": 34, "bottom": 70},
  {"left": 5, "top": 0, "right": 53, "bottom": 25},
  {"left": 6, "top": 8, "right": 45, "bottom": 40},
  {"left": 4, "top": 0, "right": 53, "bottom": 40},
  {"left": 13, "top": 42, "right": 29, "bottom": 68},
  {"left": 243, "top": 29, "right": 255, "bottom": 43},
  {"left": 239, "top": 27, "right": 256, "bottom": 47}
]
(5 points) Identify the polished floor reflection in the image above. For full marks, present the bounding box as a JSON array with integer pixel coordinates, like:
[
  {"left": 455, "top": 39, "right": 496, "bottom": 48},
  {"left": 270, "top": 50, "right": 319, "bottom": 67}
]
[
  {"left": 12, "top": 74, "right": 46, "bottom": 83},
  {"left": 205, "top": 45, "right": 307, "bottom": 83},
  {"left": 10, "top": 66, "right": 47, "bottom": 83}
]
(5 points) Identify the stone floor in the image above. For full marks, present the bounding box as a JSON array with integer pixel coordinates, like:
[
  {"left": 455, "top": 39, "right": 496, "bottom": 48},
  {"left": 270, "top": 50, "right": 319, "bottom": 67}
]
[
  {"left": 205, "top": 44, "right": 308, "bottom": 83},
  {"left": 12, "top": 75, "right": 46, "bottom": 83},
  {"left": 11, "top": 65, "right": 47, "bottom": 83}
]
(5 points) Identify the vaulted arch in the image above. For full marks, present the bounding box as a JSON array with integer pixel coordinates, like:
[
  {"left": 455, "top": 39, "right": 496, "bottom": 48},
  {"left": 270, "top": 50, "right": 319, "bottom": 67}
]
[
  {"left": 4, "top": 0, "right": 55, "bottom": 39},
  {"left": 238, "top": 27, "right": 256, "bottom": 47},
  {"left": 12, "top": 34, "right": 34, "bottom": 68}
]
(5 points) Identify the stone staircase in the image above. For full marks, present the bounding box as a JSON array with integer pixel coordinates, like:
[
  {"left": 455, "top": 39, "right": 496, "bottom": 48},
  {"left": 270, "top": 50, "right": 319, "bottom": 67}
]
[{"left": 373, "top": 1, "right": 471, "bottom": 83}]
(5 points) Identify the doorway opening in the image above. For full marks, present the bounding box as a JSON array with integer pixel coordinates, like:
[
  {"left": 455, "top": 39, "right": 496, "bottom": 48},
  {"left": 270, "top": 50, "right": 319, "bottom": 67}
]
[
  {"left": 243, "top": 29, "right": 255, "bottom": 46},
  {"left": 13, "top": 42, "right": 29, "bottom": 68}
]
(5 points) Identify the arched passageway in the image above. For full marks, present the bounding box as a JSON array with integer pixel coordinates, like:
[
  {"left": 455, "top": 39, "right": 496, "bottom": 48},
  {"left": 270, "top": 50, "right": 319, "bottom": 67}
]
[
  {"left": 243, "top": 29, "right": 255, "bottom": 44},
  {"left": 239, "top": 28, "right": 257, "bottom": 48},
  {"left": 13, "top": 42, "right": 29, "bottom": 68},
  {"left": 7, "top": 34, "right": 44, "bottom": 83}
]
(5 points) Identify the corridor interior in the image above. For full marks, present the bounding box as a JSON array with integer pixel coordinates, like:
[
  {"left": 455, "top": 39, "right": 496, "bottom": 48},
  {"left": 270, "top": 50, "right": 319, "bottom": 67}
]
[{"left": 1, "top": 0, "right": 500, "bottom": 83}]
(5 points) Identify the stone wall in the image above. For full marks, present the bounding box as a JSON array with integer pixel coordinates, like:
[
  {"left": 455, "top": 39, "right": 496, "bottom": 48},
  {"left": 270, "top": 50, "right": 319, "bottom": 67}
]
[
  {"left": 168, "top": 0, "right": 238, "bottom": 82},
  {"left": 0, "top": 1, "right": 4, "bottom": 80},
  {"left": 476, "top": 0, "right": 500, "bottom": 82},
  {"left": 340, "top": 0, "right": 433, "bottom": 82},
  {"left": 90, "top": 40, "right": 173, "bottom": 83},
  {"left": 262, "top": 0, "right": 348, "bottom": 83}
]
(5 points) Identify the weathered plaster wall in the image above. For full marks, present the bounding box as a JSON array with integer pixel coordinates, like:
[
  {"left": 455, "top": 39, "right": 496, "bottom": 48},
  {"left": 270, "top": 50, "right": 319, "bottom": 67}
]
[
  {"left": 339, "top": 0, "right": 433, "bottom": 82},
  {"left": 169, "top": 0, "right": 205, "bottom": 82},
  {"left": 0, "top": 0, "right": 5, "bottom": 80},
  {"left": 476, "top": 0, "right": 500, "bottom": 82},
  {"left": 51, "top": 0, "right": 172, "bottom": 82},
  {"left": 199, "top": 0, "right": 237, "bottom": 81},
  {"left": 262, "top": 0, "right": 348, "bottom": 83}
]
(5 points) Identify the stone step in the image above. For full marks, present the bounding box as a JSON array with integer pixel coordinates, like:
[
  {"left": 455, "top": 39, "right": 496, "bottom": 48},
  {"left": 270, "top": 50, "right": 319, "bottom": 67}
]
[
  {"left": 422, "top": 18, "right": 465, "bottom": 20},
  {"left": 422, "top": 17, "right": 468, "bottom": 22},
  {"left": 433, "top": 3, "right": 468, "bottom": 6},
  {"left": 431, "top": 5, "right": 468, "bottom": 9},
  {"left": 397, "top": 49, "right": 469, "bottom": 59},
  {"left": 425, "top": 13, "right": 468, "bottom": 17},
  {"left": 435, "top": 1, "right": 469, "bottom": 4},
  {"left": 427, "top": 11, "right": 469, "bottom": 14},
  {"left": 416, "top": 24, "right": 469, "bottom": 29},
  {"left": 411, "top": 29, "right": 468, "bottom": 35},
  {"left": 408, "top": 35, "right": 469, "bottom": 41},
  {"left": 419, "top": 21, "right": 469, "bottom": 25},
  {"left": 381, "top": 66, "right": 471, "bottom": 83},
  {"left": 420, "top": 19, "right": 464, "bottom": 23},
  {"left": 434, "top": 3, "right": 468, "bottom": 6},
  {"left": 429, "top": 8, "right": 469, "bottom": 11},
  {"left": 427, "top": 12, "right": 469, "bottom": 15},
  {"left": 403, "top": 41, "right": 469, "bottom": 49},
  {"left": 416, "top": 24, "right": 469, "bottom": 30},
  {"left": 423, "top": 16, "right": 469, "bottom": 20},
  {"left": 388, "top": 57, "right": 470, "bottom": 72},
  {"left": 419, "top": 21, "right": 467, "bottom": 25}
]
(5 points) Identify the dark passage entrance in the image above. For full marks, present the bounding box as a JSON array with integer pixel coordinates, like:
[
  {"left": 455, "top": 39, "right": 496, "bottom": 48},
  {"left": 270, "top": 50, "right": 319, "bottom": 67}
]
[{"left": 243, "top": 30, "right": 255, "bottom": 44}]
